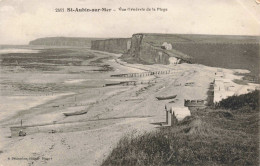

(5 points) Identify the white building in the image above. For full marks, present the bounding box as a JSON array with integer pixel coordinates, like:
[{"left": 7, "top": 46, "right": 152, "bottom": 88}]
[{"left": 162, "top": 42, "right": 172, "bottom": 50}]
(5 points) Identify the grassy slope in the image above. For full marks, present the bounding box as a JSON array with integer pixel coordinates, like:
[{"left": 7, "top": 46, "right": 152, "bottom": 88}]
[
  {"left": 172, "top": 43, "right": 259, "bottom": 77},
  {"left": 102, "top": 91, "right": 259, "bottom": 166},
  {"left": 132, "top": 34, "right": 259, "bottom": 74}
]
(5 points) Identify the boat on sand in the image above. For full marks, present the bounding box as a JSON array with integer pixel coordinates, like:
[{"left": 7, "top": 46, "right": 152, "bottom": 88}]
[
  {"left": 63, "top": 110, "right": 88, "bottom": 116},
  {"left": 156, "top": 95, "right": 177, "bottom": 100}
]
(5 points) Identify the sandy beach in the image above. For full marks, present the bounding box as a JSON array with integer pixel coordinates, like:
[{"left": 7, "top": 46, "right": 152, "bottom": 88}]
[{"left": 0, "top": 48, "right": 258, "bottom": 166}]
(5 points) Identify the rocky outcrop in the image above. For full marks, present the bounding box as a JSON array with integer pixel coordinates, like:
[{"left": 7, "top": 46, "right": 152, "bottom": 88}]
[
  {"left": 92, "top": 33, "right": 260, "bottom": 74},
  {"left": 29, "top": 37, "right": 104, "bottom": 47},
  {"left": 91, "top": 38, "right": 131, "bottom": 54},
  {"left": 126, "top": 33, "right": 191, "bottom": 64},
  {"left": 124, "top": 33, "right": 260, "bottom": 73}
]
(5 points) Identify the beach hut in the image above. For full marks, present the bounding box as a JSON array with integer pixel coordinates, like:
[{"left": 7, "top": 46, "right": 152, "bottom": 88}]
[
  {"left": 163, "top": 106, "right": 191, "bottom": 126},
  {"left": 170, "top": 107, "right": 191, "bottom": 121}
]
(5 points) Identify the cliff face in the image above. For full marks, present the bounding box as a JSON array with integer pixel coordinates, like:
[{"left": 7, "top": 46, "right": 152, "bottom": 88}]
[
  {"left": 29, "top": 37, "right": 104, "bottom": 47},
  {"left": 92, "top": 33, "right": 259, "bottom": 74},
  {"left": 127, "top": 34, "right": 191, "bottom": 64},
  {"left": 91, "top": 38, "right": 131, "bottom": 54},
  {"left": 129, "top": 34, "right": 142, "bottom": 58},
  {"left": 126, "top": 34, "right": 260, "bottom": 72}
]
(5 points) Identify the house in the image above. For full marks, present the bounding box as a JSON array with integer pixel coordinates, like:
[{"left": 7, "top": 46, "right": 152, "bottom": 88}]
[
  {"left": 163, "top": 106, "right": 191, "bottom": 126},
  {"left": 162, "top": 42, "right": 172, "bottom": 50},
  {"left": 171, "top": 107, "right": 191, "bottom": 121}
]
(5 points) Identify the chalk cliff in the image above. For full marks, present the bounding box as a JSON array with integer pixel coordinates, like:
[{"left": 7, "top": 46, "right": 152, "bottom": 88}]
[
  {"left": 91, "top": 33, "right": 260, "bottom": 74},
  {"left": 91, "top": 38, "right": 131, "bottom": 54},
  {"left": 29, "top": 37, "right": 104, "bottom": 47},
  {"left": 126, "top": 33, "right": 191, "bottom": 64}
]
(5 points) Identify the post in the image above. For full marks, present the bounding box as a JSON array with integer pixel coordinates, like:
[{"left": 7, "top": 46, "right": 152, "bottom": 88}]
[
  {"left": 171, "top": 111, "right": 174, "bottom": 126},
  {"left": 165, "top": 105, "right": 168, "bottom": 124},
  {"left": 168, "top": 109, "right": 172, "bottom": 126},
  {"left": 171, "top": 111, "right": 177, "bottom": 126},
  {"left": 166, "top": 110, "right": 168, "bottom": 124},
  {"left": 21, "top": 119, "right": 22, "bottom": 127}
]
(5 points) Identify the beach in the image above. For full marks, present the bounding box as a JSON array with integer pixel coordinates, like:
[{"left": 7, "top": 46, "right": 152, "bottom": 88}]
[{"left": 0, "top": 47, "right": 258, "bottom": 166}]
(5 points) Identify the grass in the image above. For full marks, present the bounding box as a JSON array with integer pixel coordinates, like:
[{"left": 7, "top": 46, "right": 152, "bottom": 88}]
[
  {"left": 172, "top": 43, "right": 259, "bottom": 77},
  {"left": 102, "top": 91, "right": 259, "bottom": 166},
  {"left": 216, "top": 90, "right": 259, "bottom": 110},
  {"left": 122, "top": 34, "right": 259, "bottom": 74}
]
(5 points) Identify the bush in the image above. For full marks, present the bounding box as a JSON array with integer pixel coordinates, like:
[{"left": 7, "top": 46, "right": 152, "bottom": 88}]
[
  {"left": 216, "top": 90, "right": 259, "bottom": 110},
  {"left": 102, "top": 91, "right": 259, "bottom": 166},
  {"left": 102, "top": 112, "right": 259, "bottom": 166}
]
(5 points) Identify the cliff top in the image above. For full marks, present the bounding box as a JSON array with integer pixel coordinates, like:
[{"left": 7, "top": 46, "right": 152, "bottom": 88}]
[
  {"left": 133, "top": 33, "right": 260, "bottom": 43},
  {"left": 91, "top": 38, "right": 131, "bottom": 42},
  {"left": 30, "top": 37, "right": 105, "bottom": 43}
]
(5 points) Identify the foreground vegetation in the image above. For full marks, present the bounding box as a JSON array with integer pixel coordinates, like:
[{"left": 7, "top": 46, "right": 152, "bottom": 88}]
[
  {"left": 216, "top": 90, "right": 259, "bottom": 110},
  {"left": 102, "top": 91, "right": 259, "bottom": 166}
]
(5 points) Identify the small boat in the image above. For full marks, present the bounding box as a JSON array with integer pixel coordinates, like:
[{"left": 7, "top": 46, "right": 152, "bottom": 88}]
[
  {"left": 63, "top": 110, "right": 88, "bottom": 116},
  {"left": 105, "top": 82, "right": 122, "bottom": 86},
  {"left": 185, "top": 82, "right": 195, "bottom": 86},
  {"left": 156, "top": 95, "right": 177, "bottom": 100}
]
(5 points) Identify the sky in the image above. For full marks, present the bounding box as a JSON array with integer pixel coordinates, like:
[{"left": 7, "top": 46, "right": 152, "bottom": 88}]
[{"left": 0, "top": 0, "right": 259, "bottom": 45}]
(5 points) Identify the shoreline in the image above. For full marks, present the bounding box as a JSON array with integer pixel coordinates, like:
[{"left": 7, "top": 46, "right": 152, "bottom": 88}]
[{"left": 0, "top": 48, "right": 259, "bottom": 166}]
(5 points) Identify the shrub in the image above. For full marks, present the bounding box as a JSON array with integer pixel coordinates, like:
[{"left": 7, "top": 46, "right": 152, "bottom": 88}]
[
  {"left": 102, "top": 91, "right": 259, "bottom": 166},
  {"left": 216, "top": 90, "right": 259, "bottom": 110},
  {"left": 102, "top": 112, "right": 259, "bottom": 165}
]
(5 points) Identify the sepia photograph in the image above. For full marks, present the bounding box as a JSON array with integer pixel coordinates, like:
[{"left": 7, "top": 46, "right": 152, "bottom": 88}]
[{"left": 0, "top": 0, "right": 259, "bottom": 165}]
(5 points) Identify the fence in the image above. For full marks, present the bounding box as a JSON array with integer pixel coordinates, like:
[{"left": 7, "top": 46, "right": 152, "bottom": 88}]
[{"left": 111, "top": 70, "right": 173, "bottom": 78}]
